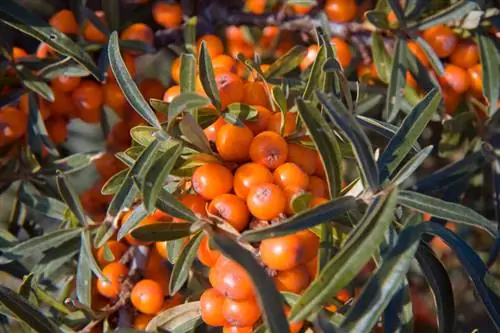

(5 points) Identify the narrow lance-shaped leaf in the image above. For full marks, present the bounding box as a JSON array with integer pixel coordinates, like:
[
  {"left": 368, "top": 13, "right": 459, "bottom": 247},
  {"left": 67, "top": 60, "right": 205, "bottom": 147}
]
[
  {"left": 184, "top": 17, "right": 197, "bottom": 54},
  {"left": 26, "top": 92, "right": 59, "bottom": 158},
  {"left": 316, "top": 91, "right": 379, "bottom": 192},
  {"left": 180, "top": 53, "right": 196, "bottom": 93},
  {"left": 108, "top": 31, "right": 162, "bottom": 129},
  {"left": 7, "top": 228, "right": 82, "bottom": 257},
  {"left": 272, "top": 86, "right": 288, "bottom": 136},
  {"left": 408, "top": 0, "right": 478, "bottom": 30},
  {"left": 264, "top": 45, "right": 307, "bottom": 79},
  {"left": 198, "top": 41, "right": 221, "bottom": 110},
  {"left": 81, "top": 230, "right": 107, "bottom": 281},
  {"left": 290, "top": 188, "right": 399, "bottom": 322},
  {"left": 371, "top": 32, "right": 391, "bottom": 83},
  {"left": 387, "top": 0, "right": 406, "bottom": 27},
  {"left": 56, "top": 172, "right": 88, "bottom": 227},
  {"left": 391, "top": 145, "right": 433, "bottom": 187},
  {"left": 16, "top": 65, "right": 54, "bottom": 102},
  {"left": 179, "top": 114, "right": 211, "bottom": 154},
  {"left": 303, "top": 44, "right": 326, "bottom": 102},
  {"left": 477, "top": 32, "right": 500, "bottom": 115},
  {"left": 38, "top": 57, "right": 90, "bottom": 79},
  {"left": 19, "top": 186, "right": 67, "bottom": 221},
  {"left": 101, "top": 0, "right": 119, "bottom": 31},
  {"left": 131, "top": 222, "right": 193, "bottom": 242},
  {"left": 117, "top": 204, "right": 148, "bottom": 241},
  {"left": 414, "top": 36, "right": 445, "bottom": 76},
  {"left": 146, "top": 301, "right": 201, "bottom": 331},
  {"left": 155, "top": 188, "right": 198, "bottom": 223},
  {"left": 384, "top": 38, "right": 407, "bottom": 122},
  {"left": 169, "top": 231, "right": 204, "bottom": 295},
  {"left": 167, "top": 93, "right": 211, "bottom": 132},
  {"left": 76, "top": 242, "right": 92, "bottom": 307}
]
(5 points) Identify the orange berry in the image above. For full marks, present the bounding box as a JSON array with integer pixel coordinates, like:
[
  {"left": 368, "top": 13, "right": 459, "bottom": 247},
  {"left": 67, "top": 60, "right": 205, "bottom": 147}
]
[
  {"left": 12, "top": 47, "right": 28, "bottom": 60},
  {"left": 36, "top": 43, "right": 56, "bottom": 59},
  {"left": 439, "top": 64, "right": 469, "bottom": 94},
  {"left": 51, "top": 75, "right": 81, "bottom": 93},
  {"left": 330, "top": 37, "right": 352, "bottom": 69},
  {"left": 163, "top": 85, "right": 181, "bottom": 103},
  {"left": 161, "top": 293, "right": 185, "bottom": 310},
  {"left": 204, "top": 116, "right": 227, "bottom": 142},
  {"left": 222, "top": 297, "right": 261, "bottom": 327},
  {"left": 209, "top": 266, "right": 218, "bottom": 286},
  {"left": 247, "top": 183, "right": 287, "bottom": 221},
  {"left": 216, "top": 123, "right": 254, "bottom": 162},
  {"left": 267, "top": 112, "right": 297, "bottom": 136},
  {"left": 291, "top": 4, "right": 314, "bottom": 14},
  {"left": 83, "top": 11, "right": 107, "bottom": 43},
  {"left": 284, "top": 306, "right": 304, "bottom": 333},
  {"left": 97, "top": 262, "right": 129, "bottom": 299},
  {"left": 259, "top": 26, "right": 280, "bottom": 50},
  {"left": 228, "top": 42, "right": 254, "bottom": 59},
  {"left": 450, "top": 39, "right": 479, "bottom": 69},
  {"left": 96, "top": 240, "right": 127, "bottom": 268},
  {"left": 249, "top": 131, "right": 288, "bottom": 169},
  {"left": 223, "top": 326, "right": 253, "bottom": 333},
  {"left": 442, "top": 86, "right": 463, "bottom": 115},
  {"left": 226, "top": 26, "right": 246, "bottom": 44},
  {"left": 422, "top": 25, "right": 458, "bottom": 58},
  {"left": 200, "top": 288, "right": 227, "bottom": 327},
  {"left": 314, "top": 153, "right": 326, "bottom": 178},
  {"left": 307, "top": 176, "right": 328, "bottom": 198},
  {"left": 171, "top": 57, "right": 181, "bottom": 84},
  {"left": 310, "top": 196, "right": 328, "bottom": 208},
  {"left": 131, "top": 279, "right": 164, "bottom": 315},
  {"left": 46, "top": 117, "right": 68, "bottom": 145},
  {"left": 337, "top": 289, "right": 350, "bottom": 303},
  {"left": 155, "top": 241, "right": 169, "bottom": 260},
  {"left": 48, "top": 87, "right": 74, "bottom": 117},
  {"left": 121, "top": 23, "right": 154, "bottom": 45},
  {"left": 406, "top": 71, "right": 418, "bottom": 89},
  {"left": 297, "top": 229, "right": 320, "bottom": 263},
  {"left": 246, "top": 0, "right": 267, "bottom": 14},
  {"left": 243, "top": 82, "right": 270, "bottom": 109},
  {"left": 174, "top": 194, "right": 208, "bottom": 222},
  {"left": 300, "top": 44, "right": 319, "bottom": 71},
  {"left": 144, "top": 258, "right": 171, "bottom": 296},
  {"left": 19, "top": 93, "right": 51, "bottom": 120},
  {"left": 260, "top": 234, "right": 305, "bottom": 270},
  {"left": 213, "top": 54, "right": 236, "bottom": 73},
  {"left": 103, "top": 81, "right": 127, "bottom": 118},
  {"left": 244, "top": 105, "right": 273, "bottom": 135},
  {"left": 95, "top": 152, "right": 123, "bottom": 180},
  {"left": 233, "top": 163, "right": 274, "bottom": 199},
  {"left": 387, "top": 10, "right": 398, "bottom": 26},
  {"left": 467, "top": 63, "right": 483, "bottom": 98},
  {"left": 286, "top": 143, "right": 317, "bottom": 175},
  {"left": 139, "top": 79, "right": 166, "bottom": 102},
  {"left": 306, "top": 256, "right": 318, "bottom": 279},
  {"left": 192, "top": 163, "right": 233, "bottom": 200},
  {"left": 325, "top": 0, "right": 358, "bottom": 22},
  {"left": 407, "top": 41, "right": 429, "bottom": 67},
  {"left": 72, "top": 80, "right": 104, "bottom": 123},
  {"left": 215, "top": 72, "right": 245, "bottom": 109},
  {"left": 197, "top": 235, "right": 221, "bottom": 267},
  {"left": 213, "top": 256, "right": 255, "bottom": 300},
  {"left": 197, "top": 34, "right": 224, "bottom": 58},
  {"left": 274, "top": 162, "right": 309, "bottom": 189},
  {"left": 133, "top": 314, "right": 153, "bottom": 330},
  {"left": 49, "top": 9, "right": 78, "bottom": 35},
  {"left": 0, "top": 106, "right": 27, "bottom": 144},
  {"left": 153, "top": 2, "right": 183, "bottom": 28},
  {"left": 274, "top": 265, "right": 310, "bottom": 293},
  {"left": 208, "top": 194, "right": 250, "bottom": 231}
]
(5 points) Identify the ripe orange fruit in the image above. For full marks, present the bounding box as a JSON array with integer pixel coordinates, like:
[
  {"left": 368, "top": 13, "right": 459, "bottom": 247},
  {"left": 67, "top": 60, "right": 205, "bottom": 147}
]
[
  {"left": 133, "top": 314, "right": 153, "bottom": 330},
  {"left": 387, "top": 10, "right": 398, "bottom": 26},
  {"left": 330, "top": 37, "right": 352, "bottom": 69},
  {"left": 49, "top": 87, "right": 74, "bottom": 117},
  {"left": 97, "top": 262, "right": 129, "bottom": 299},
  {"left": 291, "top": 4, "right": 314, "bottom": 14},
  {"left": 51, "top": 75, "right": 81, "bottom": 93},
  {"left": 307, "top": 176, "right": 328, "bottom": 198},
  {"left": 139, "top": 79, "right": 165, "bottom": 102},
  {"left": 249, "top": 131, "right": 288, "bottom": 169},
  {"left": 274, "top": 265, "right": 310, "bottom": 293},
  {"left": 306, "top": 256, "right": 318, "bottom": 279},
  {"left": 213, "top": 256, "right": 255, "bottom": 300},
  {"left": 0, "top": 106, "right": 27, "bottom": 144},
  {"left": 310, "top": 196, "right": 328, "bottom": 208},
  {"left": 215, "top": 72, "right": 245, "bottom": 109},
  {"left": 208, "top": 194, "right": 250, "bottom": 231},
  {"left": 36, "top": 43, "right": 56, "bottom": 59},
  {"left": 204, "top": 116, "right": 227, "bottom": 142},
  {"left": 267, "top": 112, "right": 297, "bottom": 136},
  {"left": 72, "top": 80, "right": 104, "bottom": 123},
  {"left": 121, "top": 23, "right": 154, "bottom": 45},
  {"left": 450, "top": 39, "right": 479, "bottom": 69},
  {"left": 314, "top": 153, "right": 326, "bottom": 178},
  {"left": 46, "top": 117, "right": 68, "bottom": 145},
  {"left": 144, "top": 255, "right": 171, "bottom": 296},
  {"left": 173, "top": 194, "right": 208, "bottom": 222},
  {"left": 12, "top": 47, "right": 28, "bottom": 60},
  {"left": 439, "top": 64, "right": 469, "bottom": 94},
  {"left": 192, "top": 163, "right": 233, "bottom": 200},
  {"left": 246, "top": 0, "right": 267, "bottom": 14},
  {"left": 103, "top": 81, "right": 127, "bottom": 118},
  {"left": 243, "top": 82, "right": 270, "bottom": 110},
  {"left": 131, "top": 279, "right": 164, "bottom": 315},
  {"left": 200, "top": 288, "right": 227, "bottom": 327},
  {"left": 49, "top": 9, "right": 78, "bottom": 35},
  {"left": 233, "top": 163, "right": 274, "bottom": 199},
  {"left": 247, "top": 183, "right": 287, "bottom": 220},
  {"left": 284, "top": 305, "right": 304, "bottom": 333},
  {"left": 442, "top": 86, "right": 463, "bottom": 115},
  {"left": 213, "top": 54, "right": 236, "bottom": 73},
  {"left": 222, "top": 297, "right": 262, "bottom": 327},
  {"left": 407, "top": 41, "right": 429, "bottom": 67},
  {"left": 216, "top": 123, "right": 254, "bottom": 162},
  {"left": 197, "top": 235, "right": 221, "bottom": 267},
  {"left": 19, "top": 93, "right": 51, "bottom": 120},
  {"left": 325, "top": 0, "right": 358, "bottom": 22},
  {"left": 152, "top": 2, "right": 183, "bottom": 28},
  {"left": 83, "top": 11, "right": 107, "bottom": 43},
  {"left": 171, "top": 57, "right": 181, "bottom": 84},
  {"left": 297, "top": 229, "right": 320, "bottom": 262},
  {"left": 163, "top": 85, "right": 181, "bottom": 103},
  {"left": 244, "top": 106, "right": 273, "bottom": 135},
  {"left": 336, "top": 289, "right": 350, "bottom": 303},
  {"left": 95, "top": 152, "right": 124, "bottom": 180},
  {"left": 467, "top": 63, "right": 483, "bottom": 98},
  {"left": 406, "top": 71, "right": 418, "bottom": 89},
  {"left": 260, "top": 234, "right": 305, "bottom": 270},
  {"left": 223, "top": 326, "right": 253, "bottom": 333},
  {"left": 286, "top": 143, "right": 317, "bottom": 175},
  {"left": 422, "top": 25, "right": 458, "bottom": 58},
  {"left": 300, "top": 44, "right": 319, "bottom": 71},
  {"left": 161, "top": 292, "right": 185, "bottom": 310},
  {"left": 274, "top": 162, "right": 310, "bottom": 190},
  {"left": 96, "top": 240, "right": 127, "bottom": 268},
  {"left": 259, "top": 26, "right": 279, "bottom": 50},
  {"left": 197, "top": 35, "right": 224, "bottom": 58}
]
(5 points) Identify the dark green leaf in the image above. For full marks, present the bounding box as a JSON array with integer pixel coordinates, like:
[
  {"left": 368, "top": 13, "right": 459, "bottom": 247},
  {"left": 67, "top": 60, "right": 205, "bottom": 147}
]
[
  {"left": 365, "top": 11, "right": 390, "bottom": 29},
  {"left": 477, "top": 32, "right": 500, "bottom": 115},
  {"left": 131, "top": 222, "right": 193, "bottom": 242},
  {"left": 409, "top": 0, "right": 478, "bottom": 30},
  {"left": 101, "top": 168, "right": 127, "bottom": 195},
  {"left": 179, "top": 114, "right": 211, "bottom": 154},
  {"left": 198, "top": 41, "right": 221, "bottom": 110},
  {"left": 167, "top": 238, "right": 185, "bottom": 264},
  {"left": 40, "top": 153, "right": 93, "bottom": 175},
  {"left": 150, "top": 98, "right": 169, "bottom": 115},
  {"left": 226, "top": 103, "right": 258, "bottom": 121},
  {"left": 155, "top": 188, "right": 198, "bottom": 223},
  {"left": 145, "top": 301, "right": 201, "bottom": 331},
  {"left": 180, "top": 53, "right": 196, "bottom": 94},
  {"left": 38, "top": 57, "right": 89, "bottom": 79},
  {"left": 117, "top": 204, "right": 148, "bottom": 241},
  {"left": 271, "top": 87, "right": 288, "bottom": 136},
  {"left": 371, "top": 32, "right": 391, "bottom": 83},
  {"left": 391, "top": 145, "right": 433, "bottom": 187},
  {"left": 387, "top": 0, "right": 406, "bottom": 26},
  {"left": 76, "top": 242, "right": 92, "bottom": 307},
  {"left": 26, "top": 92, "right": 59, "bottom": 158},
  {"left": 7, "top": 228, "right": 82, "bottom": 257},
  {"left": 264, "top": 45, "right": 307, "bottom": 79},
  {"left": 16, "top": 65, "right": 54, "bottom": 102},
  {"left": 183, "top": 17, "right": 197, "bottom": 54},
  {"left": 303, "top": 44, "right": 326, "bottom": 102},
  {"left": 414, "top": 36, "right": 445, "bottom": 76},
  {"left": 81, "top": 230, "right": 107, "bottom": 281},
  {"left": 56, "top": 172, "right": 88, "bottom": 227},
  {"left": 102, "top": 0, "right": 119, "bottom": 31},
  {"left": 19, "top": 187, "right": 67, "bottom": 221},
  {"left": 169, "top": 231, "right": 204, "bottom": 295},
  {"left": 167, "top": 92, "right": 211, "bottom": 132},
  {"left": 384, "top": 38, "right": 407, "bottom": 122}
]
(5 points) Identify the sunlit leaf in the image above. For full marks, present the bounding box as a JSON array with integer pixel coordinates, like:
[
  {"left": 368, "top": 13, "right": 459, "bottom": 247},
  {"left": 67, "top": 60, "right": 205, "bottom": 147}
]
[
  {"left": 384, "top": 38, "right": 407, "bottom": 122},
  {"left": 371, "top": 32, "right": 391, "bottom": 83},
  {"left": 409, "top": 0, "right": 478, "bottom": 30},
  {"left": 131, "top": 222, "right": 193, "bottom": 242},
  {"left": 7, "top": 228, "right": 82, "bottom": 257},
  {"left": 477, "top": 32, "right": 500, "bottom": 115},
  {"left": 264, "top": 45, "right": 307, "bottom": 79},
  {"left": 146, "top": 301, "right": 201, "bottom": 331},
  {"left": 198, "top": 41, "right": 221, "bottom": 110},
  {"left": 169, "top": 231, "right": 203, "bottom": 295},
  {"left": 56, "top": 172, "right": 88, "bottom": 227},
  {"left": 391, "top": 145, "right": 433, "bottom": 187}
]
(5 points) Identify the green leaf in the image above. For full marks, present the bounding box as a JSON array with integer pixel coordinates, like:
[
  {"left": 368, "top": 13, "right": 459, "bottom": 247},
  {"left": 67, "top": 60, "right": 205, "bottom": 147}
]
[
  {"left": 290, "top": 188, "right": 399, "bottom": 322},
  {"left": 155, "top": 188, "right": 198, "bottom": 223},
  {"left": 81, "top": 230, "right": 107, "bottom": 281},
  {"left": 184, "top": 17, "right": 197, "bottom": 54},
  {"left": 150, "top": 98, "right": 169, "bottom": 115},
  {"left": 303, "top": 44, "right": 326, "bottom": 102},
  {"left": 477, "top": 33, "right": 500, "bottom": 115},
  {"left": 240, "top": 196, "right": 356, "bottom": 242},
  {"left": 179, "top": 114, "right": 211, "bottom": 154},
  {"left": 38, "top": 57, "right": 90, "bottom": 80},
  {"left": 167, "top": 92, "right": 211, "bottom": 132},
  {"left": 264, "top": 45, "right": 307, "bottom": 79},
  {"left": 101, "top": 168, "right": 127, "bottom": 195},
  {"left": 56, "top": 172, "right": 88, "bottom": 227},
  {"left": 409, "top": 0, "right": 478, "bottom": 30},
  {"left": 117, "top": 204, "right": 148, "bottom": 241},
  {"left": 76, "top": 242, "right": 92, "bottom": 307},
  {"left": 290, "top": 192, "right": 313, "bottom": 214},
  {"left": 371, "top": 32, "right": 391, "bottom": 83},
  {"left": 198, "top": 41, "right": 221, "bottom": 110},
  {"left": 316, "top": 91, "right": 379, "bottom": 192},
  {"left": 40, "top": 153, "right": 93, "bottom": 175},
  {"left": 378, "top": 89, "right": 440, "bottom": 182},
  {"left": 365, "top": 10, "right": 390, "bottom": 29},
  {"left": 108, "top": 31, "right": 161, "bottom": 129},
  {"left": 19, "top": 187, "right": 67, "bottom": 221},
  {"left": 226, "top": 103, "right": 259, "bottom": 121},
  {"left": 391, "top": 145, "right": 433, "bottom": 187},
  {"left": 101, "top": 0, "right": 119, "bottom": 31},
  {"left": 7, "top": 228, "right": 82, "bottom": 257},
  {"left": 340, "top": 224, "right": 420, "bottom": 332},
  {"left": 146, "top": 301, "right": 201, "bottom": 331},
  {"left": 16, "top": 66, "right": 54, "bottom": 102},
  {"left": 296, "top": 98, "right": 342, "bottom": 197},
  {"left": 384, "top": 38, "right": 407, "bottom": 122},
  {"left": 26, "top": 92, "right": 59, "bottom": 158},
  {"left": 180, "top": 53, "right": 196, "bottom": 94},
  {"left": 169, "top": 231, "right": 204, "bottom": 295},
  {"left": 398, "top": 190, "right": 497, "bottom": 238},
  {"left": 211, "top": 234, "right": 291, "bottom": 333},
  {"left": 167, "top": 238, "right": 186, "bottom": 264},
  {"left": 131, "top": 222, "right": 193, "bottom": 242},
  {"left": 414, "top": 36, "right": 445, "bottom": 76},
  {"left": 0, "top": 0, "right": 101, "bottom": 81},
  {"left": 0, "top": 286, "right": 59, "bottom": 333},
  {"left": 271, "top": 87, "right": 288, "bottom": 136}
]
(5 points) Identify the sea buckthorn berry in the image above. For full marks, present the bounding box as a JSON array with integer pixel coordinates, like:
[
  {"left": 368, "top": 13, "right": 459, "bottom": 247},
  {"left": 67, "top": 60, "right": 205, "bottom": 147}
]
[
  {"left": 306, "top": 256, "right": 318, "bottom": 279},
  {"left": 121, "top": 23, "right": 154, "bottom": 46},
  {"left": 274, "top": 265, "right": 310, "bottom": 293},
  {"left": 0, "top": 106, "right": 27, "bottom": 144},
  {"left": 247, "top": 183, "right": 287, "bottom": 220},
  {"left": 213, "top": 256, "right": 255, "bottom": 300},
  {"left": 197, "top": 235, "right": 221, "bottom": 267},
  {"left": 20, "top": 93, "right": 51, "bottom": 120},
  {"left": 291, "top": 4, "right": 314, "bottom": 14},
  {"left": 144, "top": 259, "right": 171, "bottom": 296},
  {"left": 51, "top": 75, "right": 81, "bottom": 93},
  {"left": 330, "top": 37, "right": 352, "bottom": 69},
  {"left": 287, "top": 143, "right": 317, "bottom": 175},
  {"left": 197, "top": 34, "right": 224, "bottom": 58},
  {"left": 36, "top": 42, "right": 56, "bottom": 59},
  {"left": 204, "top": 116, "right": 227, "bottom": 142},
  {"left": 407, "top": 41, "right": 429, "bottom": 67},
  {"left": 274, "top": 162, "right": 310, "bottom": 190},
  {"left": 233, "top": 163, "right": 274, "bottom": 199},
  {"left": 467, "top": 64, "right": 483, "bottom": 98},
  {"left": 249, "top": 131, "right": 288, "bottom": 169},
  {"left": 310, "top": 196, "right": 329, "bottom": 208},
  {"left": 131, "top": 279, "right": 164, "bottom": 315},
  {"left": 209, "top": 267, "right": 218, "bottom": 286},
  {"left": 153, "top": 2, "right": 183, "bottom": 28},
  {"left": 49, "top": 9, "right": 78, "bottom": 35},
  {"left": 155, "top": 241, "right": 169, "bottom": 260},
  {"left": 96, "top": 241, "right": 127, "bottom": 267},
  {"left": 95, "top": 152, "right": 122, "bottom": 179},
  {"left": 97, "top": 262, "right": 129, "bottom": 299},
  {"left": 336, "top": 289, "right": 350, "bottom": 303},
  {"left": 103, "top": 81, "right": 127, "bottom": 118},
  {"left": 192, "top": 163, "right": 233, "bottom": 200},
  {"left": 243, "top": 82, "right": 270, "bottom": 109},
  {"left": 300, "top": 44, "right": 319, "bottom": 71},
  {"left": 162, "top": 293, "right": 185, "bottom": 310},
  {"left": 325, "top": 0, "right": 358, "bottom": 23},
  {"left": 267, "top": 112, "right": 297, "bottom": 137},
  {"left": 450, "top": 39, "right": 479, "bottom": 69},
  {"left": 222, "top": 297, "right": 262, "bottom": 327},
  {"left": 216, "top": 124, "right": 254, "bottom": 162},
  {"left": 72, "top": 80, "right": 104, "bottom": 123},
  {"left": 215, "top": 72, "right": 245, "bottom": 109},
  {"left": 223, "top": 326, "right": 253, "bottom": 333},
  {"left": 442, "top": 87, "right": 463, "bottom": 115},
  {"left": 171, "top": 57, "right": 181, "bottom": 84},
  {"left": 139, "top": 79, "right": 166, "bottom": 102},
  {"left": 173, "top": 194, "right": 208, "bottom": 222},
  {"left": 163, "top": 85, "right": 181, "bottom": 103},
  {"left": 133, "top": 314, "right": 153, "bottom": 330},
  {"left": 83, "top": 11, "right": 107, "bottom": 43},
  {"left": 406, "top": 71, "right": 418, "bottom": 89},
  {"left": 284, "top": 306, "right": 304, "bottom": 333},
  {"left": 244, "top": 106, "right": 273, "bottom": 135},
  {"left": 246, "top": 0, "right": 267, "bottom": 14},
  {"left": 260, "top": 234, "right": 305, "bottom": 270},
  {"left": 439, "top": 64, "right": 469, "bottom": 94},
  {"left": 208, "top": 194, "right": 250, "bottom": 231},
  {"left": 314, "top": 153, "right": 326, "bottom": 178},
  {"left": 200, "top": 288, "right": 227, "bottom": 327},
  {"left": 297, "top": 229, "right": 320, "bottom": 263},
  {"left": 49, "top": 87, "right": 74, "bottom": 117},
  {"left": 212, "top": 55, "right": 236, "bottom": 73},
  {"left": 307, "top": 176, "right": 329, "bottom": 198},
  {"left": 422, "top": 25, "right": 458, "bottom": 58},
  {"left": 46, "top": 117, "right": 68, "bottom": 145},
  {"left": 387, "top": 10, "right": 398, "bottom": 26},
  {"left": 12, "top": 47, "right": 28, "bottom": 60}
]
